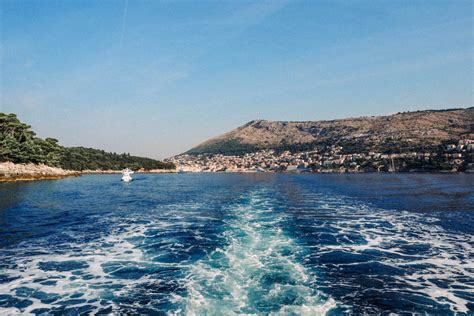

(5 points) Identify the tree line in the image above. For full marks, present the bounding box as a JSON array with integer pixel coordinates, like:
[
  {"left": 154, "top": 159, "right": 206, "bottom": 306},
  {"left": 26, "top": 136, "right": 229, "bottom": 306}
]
[{"left": 0, "top": 113, "right": 175, "bottom": 170}]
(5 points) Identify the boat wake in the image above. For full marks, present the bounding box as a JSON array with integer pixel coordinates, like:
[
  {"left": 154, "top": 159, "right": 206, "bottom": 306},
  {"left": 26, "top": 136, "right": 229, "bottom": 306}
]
[
  {"left": 172, "top": 190, "right": 336, "bottom": 315},
  {"left": 0, "top": 222, "right": 149, "bottom": 314},
  {"left": 1, "top": 180, "right": 472, "bottom": 315},
  {"left": 292, "top": 193, "right": 474, "bottom": 314},
  {"left": 0, "top": 205, "right": 222, "bottom": 315}
]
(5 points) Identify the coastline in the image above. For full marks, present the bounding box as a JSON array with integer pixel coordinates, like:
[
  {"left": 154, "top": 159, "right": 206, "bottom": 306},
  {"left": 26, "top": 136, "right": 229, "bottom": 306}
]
[
  {"left": 0, "top": 162, "right": 178, "bottom": 183},
  {"left": 81, "top": 169, "right": 177, "bottom": 174},
  {"left": 1, "top": 161, "right": 469, "bottom": 183},
  {"left": 178, "top": 169, "right": 469, "bottom": 174},
  {"left": 0, "top": 162, "right": 80, "bottom": 182}
]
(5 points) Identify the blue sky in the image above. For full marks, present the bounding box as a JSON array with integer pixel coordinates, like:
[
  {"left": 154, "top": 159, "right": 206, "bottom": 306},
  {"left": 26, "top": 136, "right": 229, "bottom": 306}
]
[{"left": 1, "top": 0, "right": 472, "bottom": 158}]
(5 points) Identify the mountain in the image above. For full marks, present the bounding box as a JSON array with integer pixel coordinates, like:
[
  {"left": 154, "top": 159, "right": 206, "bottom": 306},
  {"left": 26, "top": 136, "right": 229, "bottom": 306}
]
[
  {"left": 0, "top": 113, "right": 175, "bottom": 171},
  {"left": 186, "top": 107, "right": 474, "bottom": 155}
]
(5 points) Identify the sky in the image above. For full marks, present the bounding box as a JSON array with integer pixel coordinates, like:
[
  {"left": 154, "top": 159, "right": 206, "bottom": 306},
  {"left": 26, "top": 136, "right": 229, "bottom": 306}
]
[{"left": 1, "top": 0, "right": 473, "bottom": 158}]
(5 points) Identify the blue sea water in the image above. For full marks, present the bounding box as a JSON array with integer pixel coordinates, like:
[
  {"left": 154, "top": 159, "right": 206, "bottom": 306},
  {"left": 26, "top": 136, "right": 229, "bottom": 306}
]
[{"left": 0, "top": 173, "right": 473, "bottom": 315}]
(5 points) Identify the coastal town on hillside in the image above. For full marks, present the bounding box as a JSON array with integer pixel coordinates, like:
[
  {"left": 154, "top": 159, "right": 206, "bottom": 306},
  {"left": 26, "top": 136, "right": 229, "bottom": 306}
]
[{"left": 168, "top": 139, "right": 474, "bottom": 173}]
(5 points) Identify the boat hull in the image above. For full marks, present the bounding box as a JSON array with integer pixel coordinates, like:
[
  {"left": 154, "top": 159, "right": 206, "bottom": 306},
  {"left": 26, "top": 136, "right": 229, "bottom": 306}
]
[{"left": 121, "top": 176, "right": 133, "bottom": 182}]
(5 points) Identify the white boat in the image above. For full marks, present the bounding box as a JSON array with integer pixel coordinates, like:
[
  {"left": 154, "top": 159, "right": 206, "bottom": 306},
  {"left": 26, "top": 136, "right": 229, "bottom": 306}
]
[{"left": 121, "top": 168, "right": 134, "bottom": 182}]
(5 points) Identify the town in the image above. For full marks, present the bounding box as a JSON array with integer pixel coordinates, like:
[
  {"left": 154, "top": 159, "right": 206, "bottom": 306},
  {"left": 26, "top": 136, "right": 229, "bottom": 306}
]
[{"left": 168, "top": 139, "right": 474, "bottom": 173}]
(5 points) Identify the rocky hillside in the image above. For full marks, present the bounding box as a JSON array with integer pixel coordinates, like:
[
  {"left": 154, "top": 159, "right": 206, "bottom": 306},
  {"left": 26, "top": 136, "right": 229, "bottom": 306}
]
[
  {"left": 0, "top": 162, "right": 79, "bottom": 182},
  {"left": 186, "top": 107, "right": 474, "bottom": 155}
]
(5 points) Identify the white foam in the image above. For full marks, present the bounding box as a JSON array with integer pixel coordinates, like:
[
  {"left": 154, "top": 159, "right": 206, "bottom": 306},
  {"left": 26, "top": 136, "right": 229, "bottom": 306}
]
[
  {"left": 0, "top": 221, "right": 154, "bottom": 315},
  {"left": 174, "top": 190, "right": 336, "bottom": 315},
  {"left": 311, "top": 194, "right": 474, "bottom": 314},
  {"left": 2, "top": 188, "right": 471, "bottom": 314}
]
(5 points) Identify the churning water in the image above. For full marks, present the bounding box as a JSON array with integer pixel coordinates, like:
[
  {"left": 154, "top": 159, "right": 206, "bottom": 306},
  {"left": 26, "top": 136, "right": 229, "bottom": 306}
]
[{"left": 0, "top": 173, "right": 473, "bottom": 315}]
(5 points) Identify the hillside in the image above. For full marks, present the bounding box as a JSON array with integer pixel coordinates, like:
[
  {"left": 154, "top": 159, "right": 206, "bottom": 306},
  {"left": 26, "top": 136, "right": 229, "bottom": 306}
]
[
  {"left": 0, "top": 113, "right": 175, "bottom": 171},
  {"left": 186, "top": 107, "right": 474, "bottom": 155},
  {"left": 59, "top": 147, "right": 175, "bottom": 171}
]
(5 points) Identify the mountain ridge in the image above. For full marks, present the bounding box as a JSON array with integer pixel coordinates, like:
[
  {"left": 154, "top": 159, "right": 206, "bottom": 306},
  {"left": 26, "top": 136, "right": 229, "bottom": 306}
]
[{"left": 186, "top": 107, "right": 474, "bottom": 155}]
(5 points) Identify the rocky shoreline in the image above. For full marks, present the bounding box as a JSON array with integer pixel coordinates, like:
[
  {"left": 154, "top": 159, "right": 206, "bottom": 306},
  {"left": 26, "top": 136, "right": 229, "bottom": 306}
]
[
  {"left": 81, "top": 168, "right": 177, "bottom": 174},
  {"left": 2, "top": 160, "right": 466, "bottom": 183},
  {"left": 0, "top": 162, "right": 80, "bottom": 182},
  {"left": 0, "top": 162, "right": 178, "bottom": 183}
]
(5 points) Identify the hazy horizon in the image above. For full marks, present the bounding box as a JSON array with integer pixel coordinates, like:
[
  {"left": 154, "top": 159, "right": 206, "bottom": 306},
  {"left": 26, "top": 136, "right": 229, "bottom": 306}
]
[{"left": 1, "top": 1, "right": 472, "bottom": 159}]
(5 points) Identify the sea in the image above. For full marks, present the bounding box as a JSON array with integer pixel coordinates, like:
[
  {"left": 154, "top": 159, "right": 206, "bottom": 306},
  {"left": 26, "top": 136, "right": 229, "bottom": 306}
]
[{"left": 0, "top": 173, "right": 473, "bottom": 315}]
